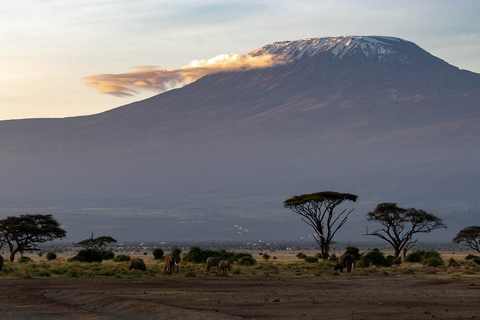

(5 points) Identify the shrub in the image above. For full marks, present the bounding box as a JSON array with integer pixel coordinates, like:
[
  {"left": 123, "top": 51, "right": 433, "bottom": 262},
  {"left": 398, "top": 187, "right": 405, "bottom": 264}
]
[
  {"left": 69, "top": 249, "right": 103, "bottom": 263},
  {"left": 345, "top": 246, "right": 361, "bottom": 260},
  {"left": 262, "top": 254, "right": 270, "bottom": 261},
  {"left": 448, "top": 258, "right": 460, "bottom": 267},
  {"left": 18, "top": 257, "right": 32, "bottom": 263},
  {"left": 183, "top": 247, "right": 235, "bottom": 263},
  {"left": 304, "top": 256, "right": 318, "bottom": 263},
  {"left": 297, "top": 252, "right": 307, "bottom": 259},
  {"left": 465, "top": 255, "right": 480, "bottom": 264},
  {"left": 405, "top": 250, "right": 426, "bottom": 263},
  {"left": 361, "top": 249, "right": 391, "bottom": 267},
  {"left": 421, "top": 251, "right": 444, "bottom": 267},
  {"left": 101, "top": 251, "right": 115, "bottom": 260},
  {"left": 46, "top": 252, "right": 57, "bottom": 261},
  {"left": 153, "top": 248, "right": 164, "bottom": 260},
  {"left": 237, "top": 256, "right": 257, "bottom": 266},
  {"left": 233, "top": 252, "right": 253, "bottom": 262},
  {"left": 328, "top": 254, "right": 338, "bottom": 262},
  {"left": 114, "top": 254, "right": 131, "bottom": 262}
]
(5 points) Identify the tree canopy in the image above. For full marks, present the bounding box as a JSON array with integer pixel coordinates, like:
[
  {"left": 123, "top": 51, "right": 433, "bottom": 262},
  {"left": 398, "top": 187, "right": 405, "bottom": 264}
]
[
  {"left": 365, "top": 203, "right": 446, "bottom": 258},
  {"left": 0, "top": 214, "right": 66, "bottom": 262},
  {"left": 75, "top": 234, "right": 117, "bottom": 251},
  {"left": 452, "top": 226, "right": 480, "bottom": 253},
  {"left": 284, "top": 191, "right": 358, "bottom": 261}
]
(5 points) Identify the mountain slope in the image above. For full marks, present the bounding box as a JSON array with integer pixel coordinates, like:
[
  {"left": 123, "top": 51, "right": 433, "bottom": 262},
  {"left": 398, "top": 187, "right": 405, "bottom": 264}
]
[{"left": 1, "top": 36, "right": 479, "bottom": 241}]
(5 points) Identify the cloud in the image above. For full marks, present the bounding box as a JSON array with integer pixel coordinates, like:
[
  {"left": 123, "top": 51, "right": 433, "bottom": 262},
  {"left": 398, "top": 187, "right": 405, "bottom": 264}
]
[{"left": 84, "top": 53, "right": 288, "bottom": 97}]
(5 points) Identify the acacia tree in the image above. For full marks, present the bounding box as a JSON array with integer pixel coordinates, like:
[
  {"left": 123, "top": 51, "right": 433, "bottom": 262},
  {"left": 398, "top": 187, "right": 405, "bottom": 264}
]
[
  {"left": 284, "top": 191, "right": 358, "bottom": 261},
  {"left": 452, "top": 226, "right": 480, "bottom": 253},
  {"left": 0, "top": 214, "right": 66, "bottom": 262},
  {"left": 365, "top": 203, "right": 446, "bottom": 258},
  {"left": 75, "top": 233, "right": 117, "bottom": 251}
]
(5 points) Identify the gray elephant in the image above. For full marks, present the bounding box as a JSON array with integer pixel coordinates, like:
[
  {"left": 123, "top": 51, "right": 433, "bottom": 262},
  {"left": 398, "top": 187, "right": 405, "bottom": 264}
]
[
  {"left": 334, "top": 262, "right": 344, "bottom": 272},
  {"left": 338, "top": 254, "right": 356, "bottom": 272},
  {"left": 129, "top": 257, "right": 146, "bottom": 271},
  {"left": 0, "top": 255, "right": 3, "bottom": 271},
  {"left": 218, "top": 260, "right": 231, "bottom": 272},
  {"left": 205, "top": 256, "right": 223, "bottom": 272}
]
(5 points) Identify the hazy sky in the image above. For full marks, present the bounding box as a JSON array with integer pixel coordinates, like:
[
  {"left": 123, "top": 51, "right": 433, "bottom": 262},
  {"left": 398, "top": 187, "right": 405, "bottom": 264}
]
[{"left": 2, "top": 0, "right": 479, "bottom": 120}]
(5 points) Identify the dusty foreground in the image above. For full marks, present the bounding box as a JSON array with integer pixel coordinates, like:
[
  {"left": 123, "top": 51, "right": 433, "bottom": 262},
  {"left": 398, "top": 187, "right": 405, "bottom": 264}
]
[{"left": 1, "top": 275, "right": 479, "bottom": 320}]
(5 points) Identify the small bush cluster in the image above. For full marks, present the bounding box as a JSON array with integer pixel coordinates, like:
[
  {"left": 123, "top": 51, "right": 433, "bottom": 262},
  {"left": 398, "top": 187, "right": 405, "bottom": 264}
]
[
  {"left": 184, "top": 247, "right": 234, "bottom": 263},
  {"left": 465, "top": 254, "right": 480, "bottom": 265},
  {"left": 405, "top": 250, "right": 444, "bottom": 267},
  {"left": 296, "top": 252, "right": 307, "bottom": 259},
  {"left": 237, "top": 256, "right": 257, "bottom": 266},
  {"left": 360, "top": 249, "right": 391, "bottom": 267},
  {"left": 152, "top": 248, "right": 164, "bottom": 260},
  {"left": 113, "top": 254, "right": 131, "bottom": 262},
  {"left": 69, "top": 249, "right": 103, "bottom": 263},
  {"left": 46, "top": 252, "right": 57, "bottom": 261}
]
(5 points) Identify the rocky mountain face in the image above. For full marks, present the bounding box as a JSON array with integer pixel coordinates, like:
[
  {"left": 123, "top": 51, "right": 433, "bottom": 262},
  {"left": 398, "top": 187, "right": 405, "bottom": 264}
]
[{"left": 1, "top": 36, "right": 479, "bottom": 241}]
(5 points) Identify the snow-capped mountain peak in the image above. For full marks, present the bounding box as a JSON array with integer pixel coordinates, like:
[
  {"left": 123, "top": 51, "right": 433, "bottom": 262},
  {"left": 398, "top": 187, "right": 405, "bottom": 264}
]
[{"left": 250, "top": 36, "right": 415, "bottom": 62}]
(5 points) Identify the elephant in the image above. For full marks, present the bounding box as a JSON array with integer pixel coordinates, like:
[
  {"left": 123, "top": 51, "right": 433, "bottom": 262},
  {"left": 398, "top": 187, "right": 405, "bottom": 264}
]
[
  {"left": 334, "top": 263, "right": 344, "bottom": 272},
  {"left": 338, "top": 254, "right": 356, "bottom": 272},
  {"left": 205, "top": 256, "right": 223, "bottom": 272},
  {"left": 129, "top": 258, "right": 146, "bottom": 271},
  {"left": 394, "top": 257, "right": 402, "bottom": 266},
  {"left": 164, "top": 248, "right": 182, "bottom": 273},
  {"left": 218, "top": 260, "right": 231, "bottom": 272},
  {"left": 0, "top": 255, "right": 3, "bottom": 271}
]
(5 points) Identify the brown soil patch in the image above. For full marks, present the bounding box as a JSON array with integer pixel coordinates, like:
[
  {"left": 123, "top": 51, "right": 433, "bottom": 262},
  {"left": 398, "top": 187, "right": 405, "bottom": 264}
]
[{"left": 1, "top": 275, "right": 479, "bottom": 319}]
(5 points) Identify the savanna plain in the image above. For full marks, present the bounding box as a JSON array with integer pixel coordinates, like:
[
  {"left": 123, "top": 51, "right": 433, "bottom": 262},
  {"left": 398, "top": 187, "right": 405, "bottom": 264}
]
[{"left": 1, "top": 251, "right": 479, "bottom": 320}]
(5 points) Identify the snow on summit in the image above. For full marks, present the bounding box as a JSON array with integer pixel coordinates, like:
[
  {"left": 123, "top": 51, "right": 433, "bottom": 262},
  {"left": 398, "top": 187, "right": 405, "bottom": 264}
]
[{"left": 250, "top": 36, "right": 412, "bottom": 61}]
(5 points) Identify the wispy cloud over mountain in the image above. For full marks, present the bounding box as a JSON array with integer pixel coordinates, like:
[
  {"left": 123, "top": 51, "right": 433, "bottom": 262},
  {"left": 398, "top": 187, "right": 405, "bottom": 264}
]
[{"left": 83, "top": 53, "right": 288, "bottom": 97}]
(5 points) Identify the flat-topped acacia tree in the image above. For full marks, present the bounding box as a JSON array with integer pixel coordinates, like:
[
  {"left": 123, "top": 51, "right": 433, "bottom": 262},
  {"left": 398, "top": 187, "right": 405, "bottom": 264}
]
[
  {"left": 284, "top": 191, "right": 358, "bottom": 261},
  {"left": 0, "top": 214, "right": 66, "bottom": 262},
  {"left": 365, "top": 203, "right": 446, "bottom": 258},
  {"left": 453, "top": 226, "right": 480, "bottom": 253}
]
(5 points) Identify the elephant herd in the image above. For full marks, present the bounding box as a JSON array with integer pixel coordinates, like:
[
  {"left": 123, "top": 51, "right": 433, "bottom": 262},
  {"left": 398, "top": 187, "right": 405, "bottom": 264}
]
[{"left": 127, "top": 249, "right": 232, "bottom": 274}]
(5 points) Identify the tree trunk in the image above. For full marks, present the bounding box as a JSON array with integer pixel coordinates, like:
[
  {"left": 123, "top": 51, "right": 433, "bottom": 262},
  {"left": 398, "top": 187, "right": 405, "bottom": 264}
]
[{"left": 10, "top": 247, "right": 20, "bottom": 262}]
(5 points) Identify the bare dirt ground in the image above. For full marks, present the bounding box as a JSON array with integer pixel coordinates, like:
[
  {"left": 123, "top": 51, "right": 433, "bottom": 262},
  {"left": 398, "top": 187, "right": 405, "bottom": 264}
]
[{"left": 1, "top": 274, "right": 479, "bottom": 320}]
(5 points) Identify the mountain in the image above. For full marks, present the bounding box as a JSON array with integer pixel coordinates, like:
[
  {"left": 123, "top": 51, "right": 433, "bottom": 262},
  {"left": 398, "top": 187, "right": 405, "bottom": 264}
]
[{"left": 1, "top": 36, "right": 479, "bottom": 242}]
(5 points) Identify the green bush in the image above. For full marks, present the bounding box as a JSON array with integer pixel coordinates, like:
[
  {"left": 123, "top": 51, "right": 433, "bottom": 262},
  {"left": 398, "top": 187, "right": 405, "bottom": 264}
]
[
  {"left": 101, "top": 251, "right": 115, "bottom": 260},
  {"left": 46, "top": 252, "right": 57, "bottom": 261},
  {"left": 465, "top": 255, "right": 480, "bottom": 265},
  {"left": 184, "top": 247, "right": 227, "bottom": 263},
  {"left": 405, "top": 250, "right": 426, "bottom": 263},
  {"left": 233, "top": 252, "right": 253, "bottom": 262},
  {"left": 69, "top": 249, "right": 103, "bottom": 263},
  {"left": 18, "top": 257, "right": 32, "bottom": 263},
  {"left": 328, "top": 254, "right": 338, "bottom": 262},
  {"left": 297, "top": 252, "right": 307, "bottom": 259},
  {"left": 304, "top": 256, "right": 318, "bottom": 263},
  {"left": 448, "top": 258, "right": 460, "bottom": 267},
  {"left": 345, "top": 246, "right": 361, "bottom": 260},
  {"left": 360, "top": 249, "right": 391, "bottom": 267},
  {"left": 113, "top": 254, "right": 131, "bottom": 262},
  {"left": 421, "top": 251, "right": 444, "bottom": 267},
  {"left": 153, "top": 248, "right": 164, "bottom": 260},
  {"left": 237, "top": 256, "right": 257, "bottom": 266}
]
